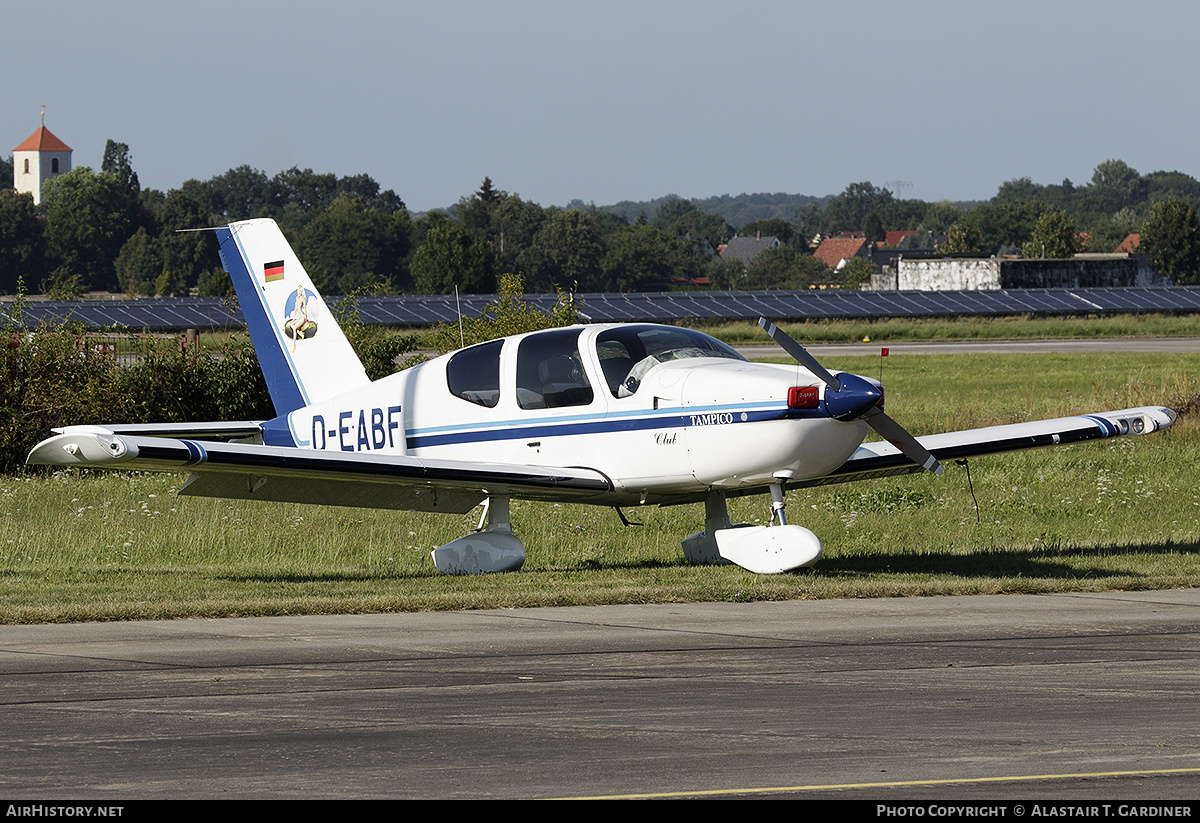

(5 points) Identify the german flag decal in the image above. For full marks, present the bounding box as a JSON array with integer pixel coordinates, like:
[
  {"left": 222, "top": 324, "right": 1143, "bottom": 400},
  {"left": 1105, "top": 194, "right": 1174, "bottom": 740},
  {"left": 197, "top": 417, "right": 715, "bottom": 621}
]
[{"left": 264, "top": 260, "right": 285, "bottom": 282}]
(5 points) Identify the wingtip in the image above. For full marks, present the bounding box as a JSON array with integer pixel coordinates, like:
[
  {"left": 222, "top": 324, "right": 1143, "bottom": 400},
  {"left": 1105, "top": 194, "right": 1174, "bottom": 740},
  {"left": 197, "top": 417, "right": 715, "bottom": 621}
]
[{"left": 27, "top": 432, "right": 134, "bottom": 466}]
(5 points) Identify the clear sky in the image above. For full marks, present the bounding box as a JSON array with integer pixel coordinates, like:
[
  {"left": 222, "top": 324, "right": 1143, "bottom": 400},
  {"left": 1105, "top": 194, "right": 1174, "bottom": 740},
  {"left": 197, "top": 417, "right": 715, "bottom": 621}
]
[{"left": 6, "top": 0, "right": 1197, "bottom": 213}]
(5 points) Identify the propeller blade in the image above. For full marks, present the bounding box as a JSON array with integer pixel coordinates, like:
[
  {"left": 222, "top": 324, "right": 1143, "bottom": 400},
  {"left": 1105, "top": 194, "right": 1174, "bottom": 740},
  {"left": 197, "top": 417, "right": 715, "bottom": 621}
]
[
  {"left": 863, "top": 407, "right": 943, "bottom": 475},
  {"left": 758, "top": 316, "right": 941, "bottom": 476},
  {"left": 758, "top": 318, "right": 841, "bottom": 392}
]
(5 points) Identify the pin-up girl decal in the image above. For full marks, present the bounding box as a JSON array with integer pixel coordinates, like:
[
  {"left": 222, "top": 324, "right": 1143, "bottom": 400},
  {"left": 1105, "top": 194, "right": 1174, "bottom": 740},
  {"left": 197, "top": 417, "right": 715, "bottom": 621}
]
[{"left": 282, "top": 285, "right": 319, "bottom": 350}]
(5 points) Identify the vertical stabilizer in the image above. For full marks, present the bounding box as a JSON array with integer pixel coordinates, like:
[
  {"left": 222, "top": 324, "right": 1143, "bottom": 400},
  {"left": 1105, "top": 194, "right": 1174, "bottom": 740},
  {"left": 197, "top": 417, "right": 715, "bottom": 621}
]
[{"left": 216, "top": 219, "right": 370, "bottom": 414}]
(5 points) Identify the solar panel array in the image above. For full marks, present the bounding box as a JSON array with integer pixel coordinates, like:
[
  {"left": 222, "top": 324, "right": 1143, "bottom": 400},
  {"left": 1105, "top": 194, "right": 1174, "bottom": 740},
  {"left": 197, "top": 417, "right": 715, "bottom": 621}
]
[{"left": 4, "top": 287, "right": 1200, "bottom": 331}]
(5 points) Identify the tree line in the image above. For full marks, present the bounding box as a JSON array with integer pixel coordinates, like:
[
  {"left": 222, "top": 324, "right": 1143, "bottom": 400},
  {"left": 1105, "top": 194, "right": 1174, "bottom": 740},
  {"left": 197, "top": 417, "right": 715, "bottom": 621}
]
[{"left": 2, "top": 143, "right": 1200, "bottom": 298}]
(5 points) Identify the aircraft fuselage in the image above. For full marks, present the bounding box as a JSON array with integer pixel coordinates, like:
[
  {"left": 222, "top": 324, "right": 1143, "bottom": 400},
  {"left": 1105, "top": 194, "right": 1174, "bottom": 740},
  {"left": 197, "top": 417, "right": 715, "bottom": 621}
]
[{"left": 263, "top": 323, "right": 873, "bottom": 503}]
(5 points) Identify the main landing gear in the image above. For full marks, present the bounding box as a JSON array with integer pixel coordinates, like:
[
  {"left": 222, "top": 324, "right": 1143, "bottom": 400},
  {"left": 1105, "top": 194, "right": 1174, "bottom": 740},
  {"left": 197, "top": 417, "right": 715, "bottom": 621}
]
[
  {"left": 433, "top": 482, "right": 822, "bottom": 576},
  {"left": 431, "top": 496, "right": 526, "bottom": 575},
  {"left": 681, "top": 479, "right": 822, "bottom": 574}
]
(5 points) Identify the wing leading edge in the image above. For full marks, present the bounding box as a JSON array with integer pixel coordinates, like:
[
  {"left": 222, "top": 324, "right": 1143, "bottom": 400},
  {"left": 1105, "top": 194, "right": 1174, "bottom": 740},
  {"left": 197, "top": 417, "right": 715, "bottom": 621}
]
[
  {"left": 791, "top": 406, "right": 1176, "bottom": 489},
  {"left": 27, "top": 429, "right": 614, "bottom": 514}
]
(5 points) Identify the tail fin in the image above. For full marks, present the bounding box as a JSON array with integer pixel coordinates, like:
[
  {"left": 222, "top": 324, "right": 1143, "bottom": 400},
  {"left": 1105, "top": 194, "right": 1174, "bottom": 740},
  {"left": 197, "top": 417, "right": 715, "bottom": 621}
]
[{"left": 216, "top": 219, "right": 370, "bottom": 414}]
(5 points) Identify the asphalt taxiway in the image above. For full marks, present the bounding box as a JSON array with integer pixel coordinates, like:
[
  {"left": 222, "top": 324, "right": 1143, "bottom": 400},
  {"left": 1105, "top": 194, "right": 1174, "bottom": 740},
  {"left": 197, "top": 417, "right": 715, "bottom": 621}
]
[{"left": 1, "top": 589, "right": 1199, "bottom": 799}]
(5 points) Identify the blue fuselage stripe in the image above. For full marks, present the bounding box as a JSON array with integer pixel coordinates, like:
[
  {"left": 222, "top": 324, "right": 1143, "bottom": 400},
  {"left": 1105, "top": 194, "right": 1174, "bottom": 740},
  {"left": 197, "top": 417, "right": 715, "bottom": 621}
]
[{"left": 405, "top": 406, "right": 818, "bottom": 449}]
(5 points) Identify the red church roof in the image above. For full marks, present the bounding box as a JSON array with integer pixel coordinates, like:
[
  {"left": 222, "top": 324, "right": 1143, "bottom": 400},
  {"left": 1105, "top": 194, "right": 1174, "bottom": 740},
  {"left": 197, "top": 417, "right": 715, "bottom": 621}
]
[{"left": 13, "top": 126, "right": 72, "bottom": 153}]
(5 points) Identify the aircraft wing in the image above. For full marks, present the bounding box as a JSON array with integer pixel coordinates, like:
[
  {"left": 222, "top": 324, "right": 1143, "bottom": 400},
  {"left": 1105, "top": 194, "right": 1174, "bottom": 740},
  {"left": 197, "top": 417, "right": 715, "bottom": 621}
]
[
  {"left": 27, "top": 428, "right": 614, "bottom": 514},
  {"left": 791, "top": 406, "right": 1176, "bottom": 489}
]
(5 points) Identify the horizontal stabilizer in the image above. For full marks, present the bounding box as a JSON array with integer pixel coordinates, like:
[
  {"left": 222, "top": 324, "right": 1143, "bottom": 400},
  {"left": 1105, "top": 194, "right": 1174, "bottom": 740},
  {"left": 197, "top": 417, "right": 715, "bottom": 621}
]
[{"left": 58, "top": 422, "right": 265, "bottom": 441}]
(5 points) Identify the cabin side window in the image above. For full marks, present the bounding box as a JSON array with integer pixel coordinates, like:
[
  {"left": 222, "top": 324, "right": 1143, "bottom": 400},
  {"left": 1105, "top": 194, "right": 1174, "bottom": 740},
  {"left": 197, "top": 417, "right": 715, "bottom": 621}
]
[
  {"left": 516, "top": 329, "right": 593, "bottom": 410},
  {"left": 446, "top": 339, "right": 503, "bottom": 408}
]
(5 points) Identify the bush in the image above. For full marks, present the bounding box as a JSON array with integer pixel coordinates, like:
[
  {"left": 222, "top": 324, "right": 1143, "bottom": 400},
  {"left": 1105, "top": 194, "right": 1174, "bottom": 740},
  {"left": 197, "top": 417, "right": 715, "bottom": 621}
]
[
  {"left": 331, "top": 292, "right": 422, "bottom": 380},
  {"left": 1, "top": 298, "right": 273, "bottom": 474},
  {"left": 428, "top": 273, "right": 580, "bottom": 355}
]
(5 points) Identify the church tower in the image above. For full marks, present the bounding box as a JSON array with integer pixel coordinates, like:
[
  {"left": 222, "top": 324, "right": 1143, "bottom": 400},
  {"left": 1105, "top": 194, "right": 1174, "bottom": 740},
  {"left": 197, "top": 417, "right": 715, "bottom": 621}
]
[{"left": 13, "top": 116, "right": 72, "bottom": 205}]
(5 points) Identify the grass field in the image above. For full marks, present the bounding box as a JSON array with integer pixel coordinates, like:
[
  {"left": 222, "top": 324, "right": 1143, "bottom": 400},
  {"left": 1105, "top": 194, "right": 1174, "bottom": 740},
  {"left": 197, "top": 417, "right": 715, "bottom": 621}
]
[
  {"left": 2, "top": 349, "right": 1198, "bottom": 623},
  {"left": 695, "top": 313, "right": 1200, "bottom": 345},
  {"left": 186, "top": 312, "right": 1200, "bottom": 354}
]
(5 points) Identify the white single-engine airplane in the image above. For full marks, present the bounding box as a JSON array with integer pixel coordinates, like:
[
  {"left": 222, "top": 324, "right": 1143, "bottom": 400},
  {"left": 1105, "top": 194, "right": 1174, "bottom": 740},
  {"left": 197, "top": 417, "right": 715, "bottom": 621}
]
[{"left": 28, "top": 219, "right": 1176, "bottom": 574}]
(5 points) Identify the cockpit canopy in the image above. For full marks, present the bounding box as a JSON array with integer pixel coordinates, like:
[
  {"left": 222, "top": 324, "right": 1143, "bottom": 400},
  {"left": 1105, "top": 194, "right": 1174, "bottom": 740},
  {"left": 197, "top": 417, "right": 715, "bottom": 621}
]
[
  {"left": 595, "top": 325, "right": 745, "bottom": 397},
  {"left": 445, "top": 325, "right": 746, "bottom": 409}
]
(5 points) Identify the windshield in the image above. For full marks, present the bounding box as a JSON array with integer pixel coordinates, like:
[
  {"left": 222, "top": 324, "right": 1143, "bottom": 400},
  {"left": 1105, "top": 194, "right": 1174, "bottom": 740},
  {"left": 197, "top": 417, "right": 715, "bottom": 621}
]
[{"left": 594, "top": 326, "right": 745, "bottom": 397}]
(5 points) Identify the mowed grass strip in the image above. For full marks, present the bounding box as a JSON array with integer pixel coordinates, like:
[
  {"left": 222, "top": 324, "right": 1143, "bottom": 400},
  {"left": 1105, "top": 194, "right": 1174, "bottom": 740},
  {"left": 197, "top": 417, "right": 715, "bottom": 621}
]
[
  {"left": 702, "top": 313, "right": 1200, "bottom": 346},
  {"left": 1, "top": 351, "right": 1198, "bottom": 623}
]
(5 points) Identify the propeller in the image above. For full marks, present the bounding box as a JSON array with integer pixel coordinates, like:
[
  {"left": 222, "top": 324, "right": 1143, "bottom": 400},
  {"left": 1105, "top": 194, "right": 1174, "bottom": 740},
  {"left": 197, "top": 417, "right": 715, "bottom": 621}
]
[{"left": 758, "top": 318, "right": 943, "bottom": 475}]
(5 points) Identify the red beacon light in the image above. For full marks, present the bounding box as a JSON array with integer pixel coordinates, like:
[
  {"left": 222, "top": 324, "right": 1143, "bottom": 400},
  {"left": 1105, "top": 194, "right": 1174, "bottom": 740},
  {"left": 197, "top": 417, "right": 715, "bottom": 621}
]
[{"left": 788, "top": 386, "right": 820, "bottom": 409}]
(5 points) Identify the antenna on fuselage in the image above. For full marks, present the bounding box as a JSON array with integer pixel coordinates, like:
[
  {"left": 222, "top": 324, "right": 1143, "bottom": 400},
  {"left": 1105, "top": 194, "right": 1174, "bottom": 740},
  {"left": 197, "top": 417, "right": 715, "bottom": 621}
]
[{"left": 455, "top": 285, "right": 464, "bottom": 349}]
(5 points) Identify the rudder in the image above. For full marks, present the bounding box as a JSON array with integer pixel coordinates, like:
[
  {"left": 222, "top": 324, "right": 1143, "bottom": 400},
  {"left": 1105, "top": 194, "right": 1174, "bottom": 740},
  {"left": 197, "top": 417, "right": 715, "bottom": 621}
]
[{"left": 216, "top": 219, "right": 370, "bottom": 414}]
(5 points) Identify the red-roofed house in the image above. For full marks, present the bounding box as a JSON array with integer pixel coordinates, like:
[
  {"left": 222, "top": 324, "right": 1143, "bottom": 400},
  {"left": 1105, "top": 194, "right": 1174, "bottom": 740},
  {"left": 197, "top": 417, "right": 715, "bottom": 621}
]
[
  {"left": 813, "top": 236, "right": 867, "bottom": 269},
  {"left": 884, "top": 230, "right": 919, "bottom": 248},
  {"left": 1115, "top": 234, "right": 1140, "bottom": 253},
  {"left": 13, "top": 123, "right": 72, "bottom": 204}
]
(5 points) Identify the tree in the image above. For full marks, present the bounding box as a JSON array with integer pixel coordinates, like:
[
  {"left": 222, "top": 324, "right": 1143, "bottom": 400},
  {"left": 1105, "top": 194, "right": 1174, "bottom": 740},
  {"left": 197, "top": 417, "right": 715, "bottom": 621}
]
[
  {"left": 706, "top": 254, "right": 747, "bottom": 290},
  {"left": 114, "top": 228, "right": 165, "bottom": 295},
  {"left": 823, "top": 182, "right": 894, "bottom": 235},
  {"left": 919, "top": 200, "right": 964, "bottom": 233},
  {"left": 652, "top": 195, "right": 698, "bottom": 229},
  {"left": 203, "top": 165, "right": 279, "bottom": 220},
  {"left": 195, "top": 267, "right": 233, "bottom": 297},
  {"left": 490, "top": 193, "right": 547, "bottom": 271},
  {"left": 837, "top": 257, "right": 878, "bottom": 287},
  {"left": 742, "top": 246, "right": 825, "bottom": 289},
  {"left": 1076, "top": 214, "right": 1128, "bottom": 254},
  {"left": 274, "top": 167, "right": 339, "bottom": 228},
  {"left": 993, "top": 177, "right": 1044, "bottom": 204},
  {"left": 458, "top": 177, "right": 501, "bottom": 238},
  {"left": 41, "top": 167, "right": 140, "bottom": 292},
  {"left": 601, "top": 225, "right": 688, "bottom": 291},
  {"left": 454, "top": 181, "right": 553, "bottom": 281},
  {"left": 938, "top": 224, "right": 983, "bottom": 254},
  {"left": 653, "top": 202, "right": 729, "bottom": 259},
  {"left": 958, "top": 200, "right": 1050, "bottom": 255},
  {"left": 1022, "top": 210, "right": 1079, "bottom": 258},
  {"left": 101, "top": 140, "right": 140, "bottom": 196},
  {"left": 297, "top": 193, "right": 411, "bottom": 293},
  {"left": 1084, "top": 159, "right": 1146, "bottom": 215},
  {"left": 1144, "top": 170, "right": 1200, "bottom": 211},
  {"left": 337, "top": 172, "right": 403, "bottom": 212},
  {"left": 518, "top": 209, "right": 605, "bottom": 292},
  {"left": 861, "top": 211, "right": 884, "bottom": 244},
  {"left": 1140, "top": 199, "right": 1200, "bottom": 284},
  {"left": 410, "top": 224, "right": 495, "bottom": 294},
  {"left": 0, "top": 189, "right": 46, "bottom": 294},
  {"left": 429, "top": 273, "right": 580, "bottom": 354},
  {"left": 155, "top": 190, "right": 223, "bottom": 293}
]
